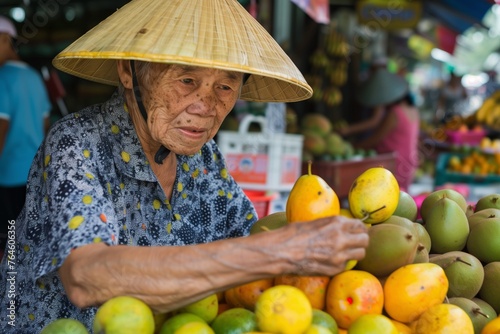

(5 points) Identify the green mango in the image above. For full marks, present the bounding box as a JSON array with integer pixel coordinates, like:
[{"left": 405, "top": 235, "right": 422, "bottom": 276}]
[
  {"left": 420, "top": 189, "right": 467, "bottom": 223},
  {"left": 425, "top": 197, "right": 469, "bottom": 254},
  {"left": 429, "top": 251, "right": 484, "bottom": 299}
]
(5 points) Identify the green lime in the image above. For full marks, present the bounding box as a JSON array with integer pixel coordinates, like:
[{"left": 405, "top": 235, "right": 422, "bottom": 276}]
[
  {"left": 311, "top": 309, "right": 338, "bottom": 334},
  {"left": 41, "top": 318, "right": 89, "bottom": 334},
  {"left": 159, "top": 312, "right": 206, "bottom": 334},
  {"left": 210, "top": 307, "right": 258, "bottom": 334}
]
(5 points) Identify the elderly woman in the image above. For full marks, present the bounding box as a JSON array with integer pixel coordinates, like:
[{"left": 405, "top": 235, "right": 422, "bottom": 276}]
[{"left": 0, "top": 0, "right": 368, "bottom": 331}]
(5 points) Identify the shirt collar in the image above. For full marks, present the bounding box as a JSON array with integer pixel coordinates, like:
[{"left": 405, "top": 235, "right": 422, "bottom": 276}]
[{"left": 103, "top": 91, "right": 158, "bottom": 182}]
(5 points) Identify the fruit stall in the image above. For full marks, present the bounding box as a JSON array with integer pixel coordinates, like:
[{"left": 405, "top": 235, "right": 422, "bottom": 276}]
[{"left": 41, "top": 165, "right": 500, "bottom": 333}]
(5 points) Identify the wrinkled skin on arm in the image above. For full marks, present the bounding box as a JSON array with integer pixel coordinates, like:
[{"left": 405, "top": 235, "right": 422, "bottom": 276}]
[{"left": 59, "top": 215, "right": 368, "bottom": 313}]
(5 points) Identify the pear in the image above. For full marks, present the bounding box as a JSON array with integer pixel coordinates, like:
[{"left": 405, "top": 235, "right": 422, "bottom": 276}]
[
  {"left": 250, "top": 211, "right": 287, "bottom": 234},
  {"left": 413, "top": 244, "right": 429, "bottom": 264},
  {"left": 478, "top": 262, "right": 500, "bottom": 314},
  {"left": 286, "top": 161, "right": 339, "bottom": 223},
  {"left": 425, "top": 197, "right": 469, "bottom": 254},
  {"left": 467, "top": 208, "right": 500, "bottom": 230},
  {"left": 380, "top": 215, "right": 417, "bottom": 234},
  {"left": 355, "top": 224, "right": 418, "bottom": 278},
  {"left": 413, "top": 222, "right": 432, "bottom": 253},
  {"left": 466, "top": 204, "right": 475, "bottom": 218},
  {"left": 467, "top": 219, "right": 500, "bottom": 263},
  {"left": 393, "top": 190, "right": 418, "bottom": 221},
  {"left": 429, "top": 251, "right": 484, "bottom": 298},
  {"left": 471, "top": 298, "right": 498, "bottom": 319},
  {"left": 348, "top": 167, "right": 400, "bottom": 224},
  {"left": 474, "top": 194, "right": 500, "bottom": 212},
  {"left": 448, "top": 297, "right": 492, "bottom": 334},
  {"left": 420, "top": 188, "right": 467, "bottom": 223}
]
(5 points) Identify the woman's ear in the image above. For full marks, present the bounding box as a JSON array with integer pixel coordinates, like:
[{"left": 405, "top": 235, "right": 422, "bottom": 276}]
[{"left": 117, "top": 60, "right": 133, "bottom": 89}]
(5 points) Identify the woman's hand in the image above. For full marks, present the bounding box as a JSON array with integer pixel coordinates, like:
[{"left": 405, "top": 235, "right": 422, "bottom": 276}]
[{"left": 268, "top": 215, "right": 369, "bottom": 277}]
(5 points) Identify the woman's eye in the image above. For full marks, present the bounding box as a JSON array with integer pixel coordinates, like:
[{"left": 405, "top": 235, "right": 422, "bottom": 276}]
[{"left": 181, "top": 78, "right": 194, "bottom": 84}]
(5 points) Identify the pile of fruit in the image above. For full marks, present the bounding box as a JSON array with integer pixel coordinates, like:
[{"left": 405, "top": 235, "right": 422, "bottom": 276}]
[
  {"left": 41, "top": 164, "right": 500, "bottom": 334},
  {"left": 300, "top": 113, "right": 375, "bottom": 161},
  {"left": 446, "top": 150, "right": 500, "bottom": 176},
  {"left": 307, "top": 29, "right": 348, "bottom": 108},
  {"left": 475, "top": 91, "right": 500, "bottom": 130}
]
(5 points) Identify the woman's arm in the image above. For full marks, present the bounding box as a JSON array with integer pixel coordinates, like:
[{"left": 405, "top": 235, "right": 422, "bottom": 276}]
[
  {"left": 0, "top": 118, "right": 8, "bottom": 155},
  {"left": 339, "top": 106, "right": 385, "bottom": 137},
  {"left": 59, "top": 215, "right": 368, "bottom": 313},
  {"left": 353, "top": 110, "right": 397, "bottom": 149}
]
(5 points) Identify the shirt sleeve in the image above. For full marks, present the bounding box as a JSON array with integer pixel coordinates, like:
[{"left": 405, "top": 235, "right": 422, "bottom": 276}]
[
  {"left": 30, "top": 118, "right": 119, "bottom": 279},
  {"left": 0, "top": 79, "right": 11, "bottom": 120}
]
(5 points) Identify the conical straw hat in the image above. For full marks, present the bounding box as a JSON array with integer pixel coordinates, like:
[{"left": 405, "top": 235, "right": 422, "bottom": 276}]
[
  {"left": 356, "top": 68, "right": 408, "bottom": 107},
  {"left": 52, "top": 0, "right": 312, "bottom": 103}
]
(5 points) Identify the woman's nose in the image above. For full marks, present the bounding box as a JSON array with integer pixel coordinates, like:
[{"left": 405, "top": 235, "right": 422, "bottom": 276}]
[{"left": 188, "top": 90, "right": 217, "bottom": 116}]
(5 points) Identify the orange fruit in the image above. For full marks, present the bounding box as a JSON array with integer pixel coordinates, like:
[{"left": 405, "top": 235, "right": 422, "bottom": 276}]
[
  {"left": 93, "top": 296, "right": 155, "bottom": 334},
  {"left": 274, "top": 274, "right": 330, "bottom": 310},
  {"left": 286, "top": 161, "right": 340, "bottom": 223},
  {"left": 347, "top": 314, "right": 398, "bottom": 334},
  {"left": 325, "top": 270, "right": 384, "bottom": 329},
  {"left": 174, "top": 321, "right": 214, "bottom": 333},
  {"left": 178, "top": 293, "right": 218, "bottom": 324},
  {"left": 224, "top": 278, "right": 274, "bottom": 311},
  {"left": 216, "top": 303, "right": 231, "bottom": 315},
  {"left": 339, "top": 208, "right": 354, "bottom": 218},
  {"left": 482, "top": 315, "right": 500, "bottom": 334},
  {"left": 304, "top": 324, "right": 334, "bottom": 334},
  {"left": 159, "top": 312, "right": 205, "bottom": 334},
  {"left": 384, "top": 263, "right": 448, "bottom": 323},
  {"left": 254, "top": 285, "right": 313, "bottom": 334},
  {"left": 410, "top": 303, "right": 473, "bottom": 333},
  {"left": 390, "top": 320, "right": 412, "bottom": 333}
]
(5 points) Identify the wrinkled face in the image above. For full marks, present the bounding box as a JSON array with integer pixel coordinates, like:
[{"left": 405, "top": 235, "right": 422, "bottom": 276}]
[{"left": 138, "top": 63, "right": 243, "bottom": 156}]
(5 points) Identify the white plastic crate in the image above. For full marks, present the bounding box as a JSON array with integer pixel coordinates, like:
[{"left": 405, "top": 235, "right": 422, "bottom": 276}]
[{"left": 217, "top": 115, "right": 303, "bottom": 192}]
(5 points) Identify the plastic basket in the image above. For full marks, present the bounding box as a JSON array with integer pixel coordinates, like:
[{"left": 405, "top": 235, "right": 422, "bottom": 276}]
[
  {"left": 244, "top": 190, "right": 279, "bottom": 218},
  {"left": 434, "top": 153, "right": 500, "bottom": 186},
  {"left": 217, "top": 115, "right": 303, "bottom": 191}
]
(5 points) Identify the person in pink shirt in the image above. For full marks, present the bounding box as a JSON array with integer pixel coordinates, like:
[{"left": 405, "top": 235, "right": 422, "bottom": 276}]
[
  {"left": 354, "top": 93, "right": 420, "bottom": 191},
  {"left": 343, "top": 67, "right": 420, "bottom": 191}
]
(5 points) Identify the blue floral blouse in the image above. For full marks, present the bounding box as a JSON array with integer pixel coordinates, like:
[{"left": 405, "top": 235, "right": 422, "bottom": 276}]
[{"left": 0, "top": 91, "right": 257, "bottom": 332}]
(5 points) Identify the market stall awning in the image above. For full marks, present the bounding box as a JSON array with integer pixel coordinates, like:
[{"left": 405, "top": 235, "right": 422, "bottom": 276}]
[{"left": 423, "top": 0, "right": 494, "bottom": 34}]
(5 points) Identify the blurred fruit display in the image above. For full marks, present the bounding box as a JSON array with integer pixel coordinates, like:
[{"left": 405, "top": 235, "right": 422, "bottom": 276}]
[
  {"left": 475, "top": 90, "right": 500, "bottom": 130},
  {"left": 307, "top": 28, "right": 349, "bottom": 109}
]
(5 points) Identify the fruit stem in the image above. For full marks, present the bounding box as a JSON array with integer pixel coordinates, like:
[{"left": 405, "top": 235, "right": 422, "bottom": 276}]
[
  {"left": 441, "top": 257, "right": 472, "bottom": 269},
  {"left": 360, "top": 205, "right": 386, "bottom": 222},
  {"left": 307, "top": 160, "right": 312, "bottom": 176},
  {"left": 473, "top": 308, "right": 490, "bottom": 318},
  {"left": 456, "top": 257, "right": 472, "bottom": 266}
]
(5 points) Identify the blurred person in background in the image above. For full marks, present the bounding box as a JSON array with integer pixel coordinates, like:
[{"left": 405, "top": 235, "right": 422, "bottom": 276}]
[
  {"left": 0, "top": 16, "right": 52, "bottom": 253},
  {"left": 342, "top": 68, "right": 419, "bottom": 191},
  {"left": 338, "top": 57, "right": 389, "bottom": 138},
  {"left": 436, "top": 72, "right": 467, "bottom": 122}
]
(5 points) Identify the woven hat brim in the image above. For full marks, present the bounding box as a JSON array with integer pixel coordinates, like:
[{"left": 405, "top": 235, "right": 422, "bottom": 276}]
[
  {"left": 52, "top": 0, "right": 312, "bottom": 103},
  {"left": 356, "top": 69, "right": 408, "bottom": 107}
]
